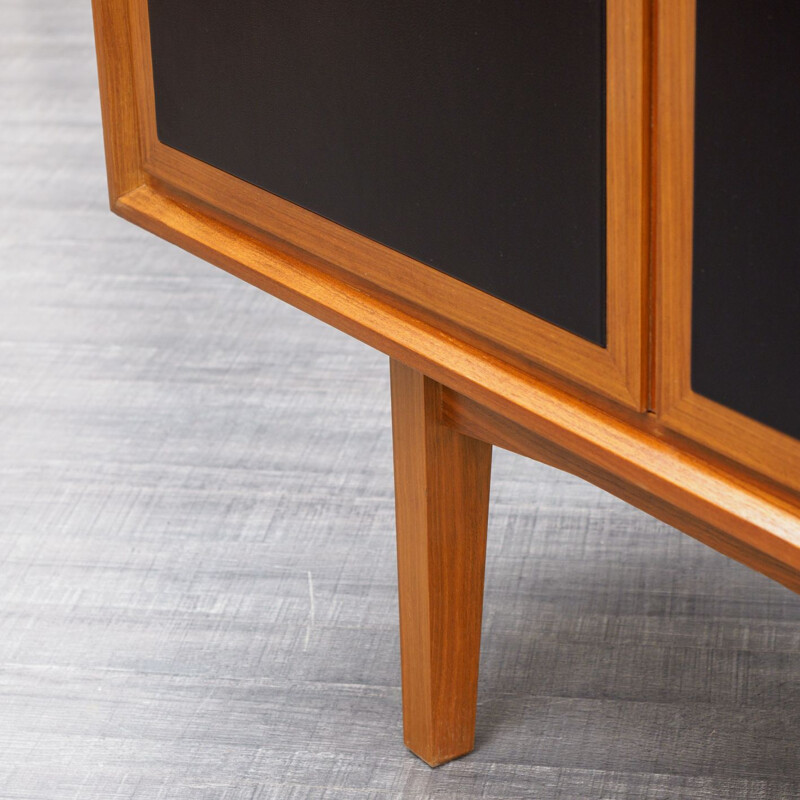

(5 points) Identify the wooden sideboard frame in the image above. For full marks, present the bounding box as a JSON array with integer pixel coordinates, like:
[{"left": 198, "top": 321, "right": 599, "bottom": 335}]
[
  {"left": 653, "top": 0, "right": 800, "bottom": 494},
  {"left": 125, "top": 0, "right": 649, "bottom": 410},
  {"left": 93, "top": 0, "right": 800, "bottom": 585},
  {"left": 93, "top": 0, "right": 800, "bottom": 768}
]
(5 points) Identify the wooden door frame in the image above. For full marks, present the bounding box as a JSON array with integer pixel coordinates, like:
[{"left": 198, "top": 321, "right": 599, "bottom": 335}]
[
  {"left": 121, "top": 0, "right": 650, "bottom": 409},
  {"left": 653, "top": 0, "right": 800, "bottom": 494}
]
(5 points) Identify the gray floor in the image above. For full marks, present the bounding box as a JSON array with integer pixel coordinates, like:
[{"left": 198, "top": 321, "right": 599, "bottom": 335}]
[{"left": 1, "top": 2, "right": 799, "bottom": 798}]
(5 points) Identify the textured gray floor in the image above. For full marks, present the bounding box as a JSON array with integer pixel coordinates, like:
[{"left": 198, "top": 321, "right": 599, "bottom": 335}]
[{"left": 1, "top": 2, "right": 799, "bottom": 798}]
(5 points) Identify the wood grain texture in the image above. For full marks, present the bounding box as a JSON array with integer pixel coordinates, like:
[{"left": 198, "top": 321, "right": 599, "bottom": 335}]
[
  {"left": 390, "top": 360, "right": 492, "bottom": 766},
  {"left": 90, "top": 0, "right": 143, "bottom": 201},
  {"left": 93, "top": 0, "right": 800, "bottom": 580},
  {"left": 124, "top": 0, "right": 649, "bottom": 409},
  {"left": 652, "top": 0, "right": 800, "bottom": 493},
  {"left": 6, "top": 3, "right": 800, "bottom": 797},
  {"left": 112, "top": 179, "right": 800, "bottom": 589},
  {"left": 442, "top": 390, "right": 800, "bottom": 595}
]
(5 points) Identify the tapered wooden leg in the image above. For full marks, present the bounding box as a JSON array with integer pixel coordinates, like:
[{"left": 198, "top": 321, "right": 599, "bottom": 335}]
[{"left": 390, "top": 359, "right": 492, "bottom": 767}]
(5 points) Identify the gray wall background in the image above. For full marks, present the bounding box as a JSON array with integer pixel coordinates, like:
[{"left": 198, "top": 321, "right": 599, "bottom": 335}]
[{"left": 0, "top": 2, "right": 798, "bottom": 798}]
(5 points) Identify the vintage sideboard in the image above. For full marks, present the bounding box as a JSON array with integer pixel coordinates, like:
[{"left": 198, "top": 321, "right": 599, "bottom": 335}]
[{"left": 92, "top": 0, "right": 800, "bottom": 766}]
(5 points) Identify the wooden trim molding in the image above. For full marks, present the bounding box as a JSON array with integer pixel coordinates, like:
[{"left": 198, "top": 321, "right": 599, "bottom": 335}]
[
  {"left": 91, "top": 0, "right": 144, "bottom": 200},
  {"left": 443, "top": 388, "right": 800, "bottom": 596},
  {"left": 653, "top": 0, "right": 800, "bottom": 494},
  {"left": 111, "top": 184, "right": 800, "bottom": 595},
  {"left": 123, "top": 0, "right": 650, "bottom": 410}
]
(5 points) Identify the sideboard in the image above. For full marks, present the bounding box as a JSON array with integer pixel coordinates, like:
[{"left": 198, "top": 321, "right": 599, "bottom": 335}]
[{"left": 92, "top": 0, "right": 800, "bottom": 766}]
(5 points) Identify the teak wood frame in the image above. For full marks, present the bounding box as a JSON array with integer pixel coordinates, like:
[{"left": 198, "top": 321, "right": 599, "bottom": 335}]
[
  {"left": 93, "top": 0, "right": 800, "bottom": 768},
  {"left": 127, "top": 0, "right": 648, "bottom": 409},
  {"left": 653, "top": 0, "right": 800, "bottom": 494}
]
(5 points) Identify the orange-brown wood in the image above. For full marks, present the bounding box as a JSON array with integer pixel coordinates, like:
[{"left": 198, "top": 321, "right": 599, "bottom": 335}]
[
  {"left": 443, "top": 389, "right": 800, "bottom": 595},
  {"left": 124, "top": 0, "right": 649, "bottom": 410},
  {"left": 390, "top": 359, "right": 492, "bottom": 767},
  {"left": 91, "top": 0, "right": 144, "bottom": 201},
  {"left": 92, "top": 0, "right": 800, "bottom": 768},
  {"left": 113, "top": 182, "right": 800, "bottom": 574},
  {"left": 653, "top": 0, "right": 800, "bottom": 493}
]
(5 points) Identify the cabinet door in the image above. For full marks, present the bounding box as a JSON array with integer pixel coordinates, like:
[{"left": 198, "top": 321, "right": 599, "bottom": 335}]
[
  {"left": 655, "top": 0, "right": 800, "bottom": 492},
  {"left": 129, "top": 0, "right": 649, "bottom": 407}
]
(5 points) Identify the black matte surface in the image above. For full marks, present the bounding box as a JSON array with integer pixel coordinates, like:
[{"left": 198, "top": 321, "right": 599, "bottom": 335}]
[
  {"left": 147, "top": 0, "right": 607, "bottom": 345},
  {"left": 692, "top": 0, "right": 800, "bottom": 440}
]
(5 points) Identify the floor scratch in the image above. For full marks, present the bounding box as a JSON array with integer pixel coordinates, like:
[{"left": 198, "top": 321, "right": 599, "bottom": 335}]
[{"left": 304, "top": 569, "right": 316, "bottom": 651}]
